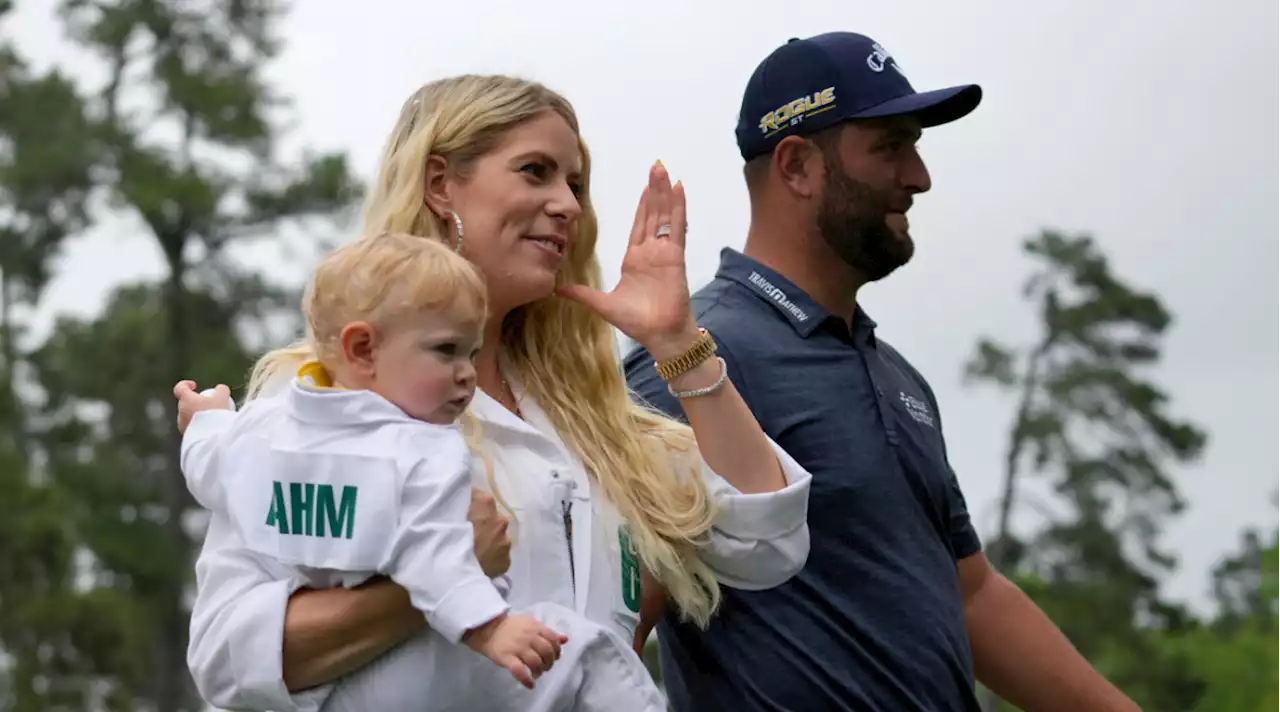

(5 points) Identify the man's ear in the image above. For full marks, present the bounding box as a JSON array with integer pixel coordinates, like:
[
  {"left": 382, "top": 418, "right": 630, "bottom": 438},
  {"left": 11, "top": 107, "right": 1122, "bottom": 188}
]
[
  {"left": 339, "top": 322, "right": 379, "bottom": 377},
  {"left": 423, "top": 154, "right": 453, "bottom": 218},
  {"left": 772, "top": 135, "right": 823, "bottom": 200}
]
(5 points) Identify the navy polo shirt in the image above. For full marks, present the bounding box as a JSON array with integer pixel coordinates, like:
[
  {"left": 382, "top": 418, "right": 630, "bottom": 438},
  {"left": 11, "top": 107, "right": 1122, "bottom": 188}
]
[{"left": 624, "top": 248, "right": 983, "bottom": 712}]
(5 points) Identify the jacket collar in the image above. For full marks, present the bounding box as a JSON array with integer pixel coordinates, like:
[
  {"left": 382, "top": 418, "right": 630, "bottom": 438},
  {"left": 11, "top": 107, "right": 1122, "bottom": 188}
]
[{"left": 288, "top": 359, "right": 559, "bottom": 444}]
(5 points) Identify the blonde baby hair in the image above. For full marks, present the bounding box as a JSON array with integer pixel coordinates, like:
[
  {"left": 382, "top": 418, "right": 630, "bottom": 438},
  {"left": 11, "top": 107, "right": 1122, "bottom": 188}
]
[{"left": 302, "top": 231, "right": 487, "bottom": 368}]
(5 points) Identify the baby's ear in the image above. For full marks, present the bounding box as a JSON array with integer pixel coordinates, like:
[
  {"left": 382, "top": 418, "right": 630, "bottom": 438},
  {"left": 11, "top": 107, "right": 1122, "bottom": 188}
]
[{"left": 338, "top": 321, "right": 378, "bottom": 375}]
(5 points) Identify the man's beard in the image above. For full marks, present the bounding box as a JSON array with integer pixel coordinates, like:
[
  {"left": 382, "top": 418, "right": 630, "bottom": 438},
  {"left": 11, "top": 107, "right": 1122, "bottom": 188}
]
[{"left": 815, "top": 158, "right": 915, "bottom": 283}]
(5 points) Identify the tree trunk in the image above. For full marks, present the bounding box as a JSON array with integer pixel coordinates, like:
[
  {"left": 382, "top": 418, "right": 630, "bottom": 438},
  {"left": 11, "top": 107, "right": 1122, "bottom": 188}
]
[
  {"left": 990, "top": 342, "right": 1048, "bottom": 572},
  {"left": 156, "top": 246, "right": 195, "bottom": 711},
  {"left": 0, "top": 270, "right": 29, "bottom": 457},
  {"left": 979, "top": 341, "right": 1048, "bottom": 712}
]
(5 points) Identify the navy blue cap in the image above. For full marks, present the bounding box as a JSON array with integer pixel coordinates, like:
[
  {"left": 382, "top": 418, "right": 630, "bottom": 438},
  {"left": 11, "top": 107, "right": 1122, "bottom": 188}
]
[{"left": 736, "top": 32, "right": 982, "bottom": 160}]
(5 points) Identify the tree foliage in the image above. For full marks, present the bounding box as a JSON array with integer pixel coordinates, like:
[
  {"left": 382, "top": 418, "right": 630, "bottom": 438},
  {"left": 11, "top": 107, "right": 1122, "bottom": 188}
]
[
  {"left": 1, "top": 1, "right": 360, "bottom": 709},
  {"left": 965, "top": 229, "right": 1278, "bottom": 711},
  {"left": 0, "top": 4, "right": 103, "bottom": 709}
]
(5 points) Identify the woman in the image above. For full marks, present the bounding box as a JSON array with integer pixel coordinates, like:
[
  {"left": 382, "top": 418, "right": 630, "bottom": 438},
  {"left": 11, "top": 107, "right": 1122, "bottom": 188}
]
[{"left": 182, "top": 74, "right": 812, "bottom": 711}]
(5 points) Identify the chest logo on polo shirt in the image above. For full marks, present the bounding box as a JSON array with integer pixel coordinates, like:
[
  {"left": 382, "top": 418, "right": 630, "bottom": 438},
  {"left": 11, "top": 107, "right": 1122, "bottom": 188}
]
[{"left": 899, "top": 392, "right": 935, "bottom": 428}]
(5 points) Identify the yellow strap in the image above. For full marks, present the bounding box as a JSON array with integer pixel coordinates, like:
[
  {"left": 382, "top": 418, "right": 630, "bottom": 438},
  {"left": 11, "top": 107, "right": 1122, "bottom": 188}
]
[{"left": 296, "top": 360, "right": 339, "bottom": 389}]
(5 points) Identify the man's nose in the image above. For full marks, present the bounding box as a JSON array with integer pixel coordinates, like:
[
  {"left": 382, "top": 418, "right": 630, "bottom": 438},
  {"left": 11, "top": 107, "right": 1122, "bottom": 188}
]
[{"left": 901, "top": 150, "right": 932, "bottom": 194}]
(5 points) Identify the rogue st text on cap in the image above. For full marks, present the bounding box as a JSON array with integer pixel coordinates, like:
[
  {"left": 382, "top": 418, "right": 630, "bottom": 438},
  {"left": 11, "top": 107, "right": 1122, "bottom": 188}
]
[{"left": 736, "top": 32, "right": 983, "bottom": 161}]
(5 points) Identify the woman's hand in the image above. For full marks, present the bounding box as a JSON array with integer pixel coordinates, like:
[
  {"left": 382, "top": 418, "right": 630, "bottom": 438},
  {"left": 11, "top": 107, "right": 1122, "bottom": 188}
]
[
  {"left": 470, "top": 489, "right": 512, "bottom": 578},
  {"left": 173, "top": 380, "right": 232, "bottom": 434},
  {"left": 557, "top": 161, "right": 701, "bottom": 360}
]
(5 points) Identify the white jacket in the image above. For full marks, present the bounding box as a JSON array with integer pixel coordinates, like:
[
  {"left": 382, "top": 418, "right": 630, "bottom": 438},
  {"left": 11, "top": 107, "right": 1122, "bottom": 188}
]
[
  {"left": 183, "top": 369, "right": 813, "bottom": 711},
  {"left": 186, "top": 382, "right": 510, "bottom": 644}
]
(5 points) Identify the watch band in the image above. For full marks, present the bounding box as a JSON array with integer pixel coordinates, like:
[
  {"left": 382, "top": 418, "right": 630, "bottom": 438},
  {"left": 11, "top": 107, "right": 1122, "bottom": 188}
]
[{"left": 654, "top": 328, "right": 717, "bottom": 382}]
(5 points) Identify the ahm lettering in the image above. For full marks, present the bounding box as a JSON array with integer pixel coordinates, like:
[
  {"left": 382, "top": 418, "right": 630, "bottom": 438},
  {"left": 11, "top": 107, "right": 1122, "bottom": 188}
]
[{"left": 265, "top": 481, "right": 359, "bottom": 539}]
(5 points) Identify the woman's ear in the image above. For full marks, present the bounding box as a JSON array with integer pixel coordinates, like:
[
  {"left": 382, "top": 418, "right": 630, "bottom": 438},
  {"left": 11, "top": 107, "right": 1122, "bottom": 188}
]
[{"left": 423, "top": 154, "right": 453, "bottom": 217}]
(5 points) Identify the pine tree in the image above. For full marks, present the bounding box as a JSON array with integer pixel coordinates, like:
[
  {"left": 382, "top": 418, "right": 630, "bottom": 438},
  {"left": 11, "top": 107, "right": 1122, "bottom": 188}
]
[
  {"left": 965, "top": 230, "right": 1207, "bottom": 711},
  {"left": 3, "top": 1, "right": 361, "bottom": 708},
  {"left": 0, "top": 5, "right": 100, "bottom": 708}
]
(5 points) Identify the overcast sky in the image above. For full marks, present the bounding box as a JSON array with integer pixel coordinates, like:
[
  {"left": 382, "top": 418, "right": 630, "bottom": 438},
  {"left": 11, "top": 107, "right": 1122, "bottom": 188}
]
[{"left": 9, "top": 0, "right": 1278, "bottom": 613}]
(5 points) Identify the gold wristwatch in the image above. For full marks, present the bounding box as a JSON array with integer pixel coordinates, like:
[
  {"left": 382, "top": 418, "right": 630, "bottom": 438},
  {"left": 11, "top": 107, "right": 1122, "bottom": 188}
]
[{"left": 654, "top": 328, "right": 717, "bottom": 382}]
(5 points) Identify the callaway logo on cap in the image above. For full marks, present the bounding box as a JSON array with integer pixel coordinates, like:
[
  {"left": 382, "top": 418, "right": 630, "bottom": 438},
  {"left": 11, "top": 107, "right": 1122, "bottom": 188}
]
[{"left": 735, "top": 32, "right": 983, "bottom": 160}]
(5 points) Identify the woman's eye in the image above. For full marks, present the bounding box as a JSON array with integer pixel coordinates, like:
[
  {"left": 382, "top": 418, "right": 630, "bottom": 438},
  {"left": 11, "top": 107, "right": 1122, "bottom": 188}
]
[{"left": 521, "top": 163, "right": 548, "bottom": 180}]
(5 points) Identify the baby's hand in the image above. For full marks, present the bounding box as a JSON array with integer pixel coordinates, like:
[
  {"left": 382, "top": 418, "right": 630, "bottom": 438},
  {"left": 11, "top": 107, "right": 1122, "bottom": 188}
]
[
  {"left": 463, "top": 614, "right": 568, "bottom": 689},
  {"left": 173, "top": 380, "right": 233, "bottom": 434}
]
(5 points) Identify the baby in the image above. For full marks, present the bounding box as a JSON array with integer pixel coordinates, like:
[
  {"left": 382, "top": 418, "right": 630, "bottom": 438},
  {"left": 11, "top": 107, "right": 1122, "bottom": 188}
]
[{"left": 176, "top": 232, "right": 665, "bottom": 711}]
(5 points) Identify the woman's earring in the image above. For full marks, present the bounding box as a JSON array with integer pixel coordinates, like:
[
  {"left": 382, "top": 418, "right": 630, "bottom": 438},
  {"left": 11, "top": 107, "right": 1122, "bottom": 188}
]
[{"left": 451, "top": 212, "right": 464, "bottom": 254}]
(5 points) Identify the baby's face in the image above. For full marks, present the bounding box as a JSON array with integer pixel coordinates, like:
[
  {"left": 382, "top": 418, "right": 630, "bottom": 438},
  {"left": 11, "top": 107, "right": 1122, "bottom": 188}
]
[{"left": 371, "top": 311, "right": 481, "bottom": 425}]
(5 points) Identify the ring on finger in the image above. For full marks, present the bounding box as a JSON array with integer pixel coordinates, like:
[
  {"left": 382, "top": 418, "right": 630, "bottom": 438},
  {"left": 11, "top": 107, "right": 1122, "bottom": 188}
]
[{"left": 655, "top": 223, "right": 672, "bottom": 238}]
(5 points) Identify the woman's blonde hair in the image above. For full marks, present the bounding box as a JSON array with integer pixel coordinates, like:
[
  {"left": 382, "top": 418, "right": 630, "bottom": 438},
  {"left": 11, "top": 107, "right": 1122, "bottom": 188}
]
[{"left": 248, "top": 75, "right": 720, "bottom": 626}]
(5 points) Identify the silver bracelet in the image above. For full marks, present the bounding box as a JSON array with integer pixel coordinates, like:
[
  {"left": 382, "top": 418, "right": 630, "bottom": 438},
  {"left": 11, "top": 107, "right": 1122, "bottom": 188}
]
[{"left": 667, "top": 357, "right": 728, "bottom": 399}]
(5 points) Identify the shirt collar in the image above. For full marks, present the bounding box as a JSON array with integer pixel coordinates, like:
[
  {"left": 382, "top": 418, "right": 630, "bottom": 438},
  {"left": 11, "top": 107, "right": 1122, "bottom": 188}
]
[
  {"left": 715, "top": 248, "right": 878, "bottom": 344},
  {"left": 291, "top": 360, "right": 552, "bottom": 441},
  {"left": 465, "top": 358, "right": 555, "bottom": 441},
  {"left": 285, "top": 375, "right": 436, "bottom": 430}
]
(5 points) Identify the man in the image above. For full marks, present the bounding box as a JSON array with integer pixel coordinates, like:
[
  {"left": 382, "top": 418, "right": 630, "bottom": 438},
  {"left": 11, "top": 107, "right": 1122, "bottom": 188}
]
[{"left": 624, "top": 32, "right": 1141, "bottom": 712}]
